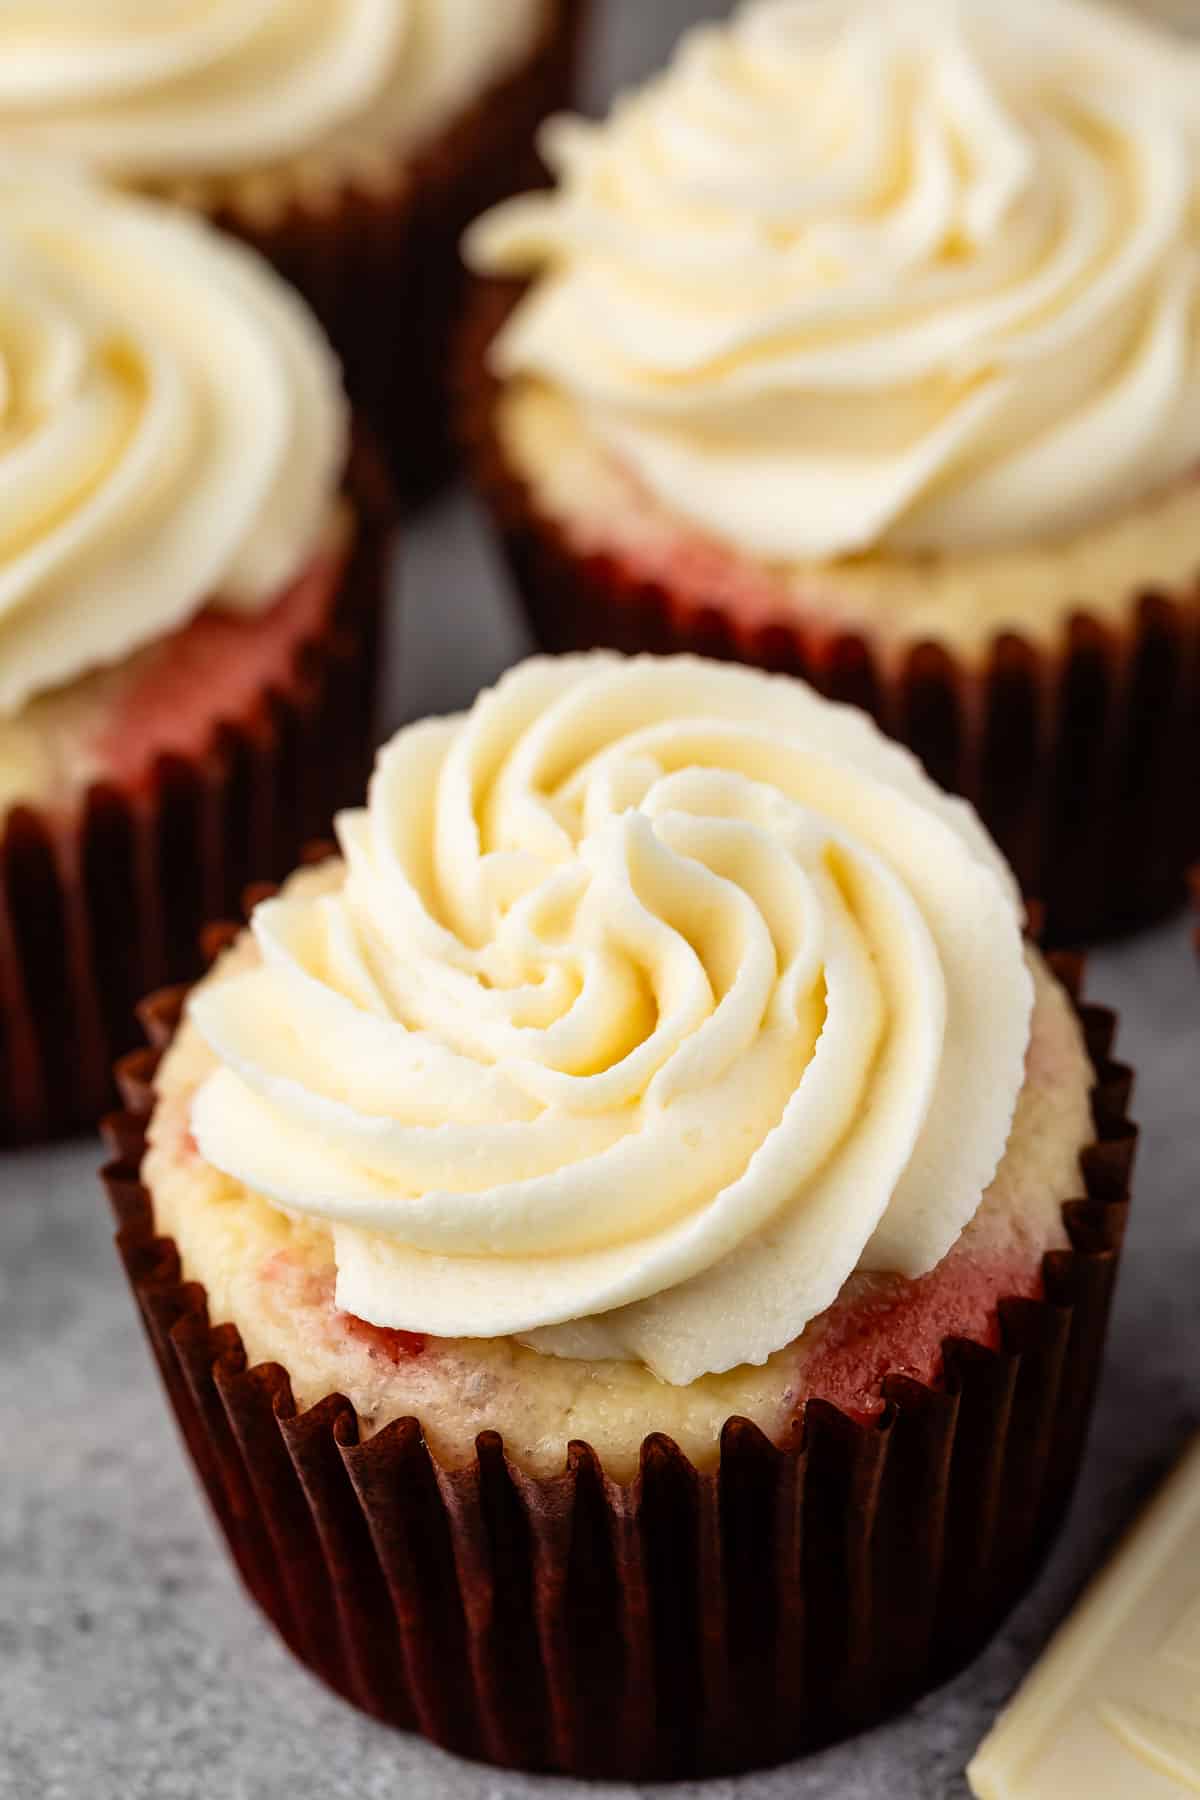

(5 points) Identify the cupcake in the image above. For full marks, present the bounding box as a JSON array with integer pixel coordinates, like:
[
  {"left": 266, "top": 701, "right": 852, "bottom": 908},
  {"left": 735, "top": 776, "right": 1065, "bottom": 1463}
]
[
  {"left": 0, "top": 1, "right": 588, "bottom": 506},
  {"left": 104, "top": 654, "right": 1133, "bottom": 1779},
  {"left": 0, "top": 160, "right": 392, "bottom": 1146},
  {"left": 461, "top": 0, "right": 1200, "bottom": 945}
]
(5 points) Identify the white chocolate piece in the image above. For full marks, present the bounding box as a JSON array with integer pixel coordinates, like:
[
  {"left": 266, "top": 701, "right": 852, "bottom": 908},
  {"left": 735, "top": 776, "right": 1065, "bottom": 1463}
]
[{"left": 969, "top": 1436, "right": 1200, "bottom": 1797}]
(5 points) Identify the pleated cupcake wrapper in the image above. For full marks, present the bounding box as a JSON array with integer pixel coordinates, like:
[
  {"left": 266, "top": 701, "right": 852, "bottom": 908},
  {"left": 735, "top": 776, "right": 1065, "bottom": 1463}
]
[
  {"left": 0, "top": 443, "right": 393, "bottom": 1149},
  {"left": 204, "top": 1, "right": 589, "bottom": 510},
  {"left": 101, "top": 933, "right": 1134, "bottom": 1781},
  {"left": 458, "top": 282, "right": 1200, "bottom": 947}
]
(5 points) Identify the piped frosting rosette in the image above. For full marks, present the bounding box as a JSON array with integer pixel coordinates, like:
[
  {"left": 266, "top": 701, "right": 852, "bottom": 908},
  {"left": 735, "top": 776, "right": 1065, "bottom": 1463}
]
[
  {"left": 0, "top": 0, "right": 546, "bottom": 179},
  {"left": 466, "top": 0, "right": 1200, "bottom": 560},
  {"left": 190, "top": 655, "right": 1033, "bottom": 1384},
  {"left": 0, "top": 158, "right": 346, "bottom": 716},
  {"left": 0, "top": 0, "right": 405, "bottom": 173}
]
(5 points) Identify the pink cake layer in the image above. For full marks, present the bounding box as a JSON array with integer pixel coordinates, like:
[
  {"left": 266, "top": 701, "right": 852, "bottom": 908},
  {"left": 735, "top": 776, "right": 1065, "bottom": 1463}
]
[
  {"left": 484, "top": 380, "right": 1200, "bottom": 665},
  {"left": 250, "top": 1192, "right": 1047, "bottom": 1430},
  {"left": 93, "top": 550, "right": 348, "bottom": 793},
  {"left": 0, "top": 515, "right": 353, "bottom": 825}
]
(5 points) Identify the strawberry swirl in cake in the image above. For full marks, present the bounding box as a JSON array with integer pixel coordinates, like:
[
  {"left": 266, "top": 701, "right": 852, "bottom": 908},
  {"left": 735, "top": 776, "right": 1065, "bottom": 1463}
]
[{"left": 145, "top": 654, "right": 1097, "bottom": 1478}]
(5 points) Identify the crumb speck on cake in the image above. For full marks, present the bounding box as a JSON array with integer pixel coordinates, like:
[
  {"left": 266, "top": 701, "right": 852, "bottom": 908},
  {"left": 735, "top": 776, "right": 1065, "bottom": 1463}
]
[{"left": 340, "top": 1312, "right": 426, "bottom": 1364}]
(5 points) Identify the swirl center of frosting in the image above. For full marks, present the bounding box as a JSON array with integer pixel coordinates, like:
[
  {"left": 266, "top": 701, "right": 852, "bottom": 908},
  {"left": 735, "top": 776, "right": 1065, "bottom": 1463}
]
[
  {"left": 0, "top": 161, "right": 347, "bottom": 716},
  {"left": 468, "top": 0, "right": 1200, "bottom": 560},
  {"left": 190, "top": 655, "right": 1033, "bottom": 1384}
]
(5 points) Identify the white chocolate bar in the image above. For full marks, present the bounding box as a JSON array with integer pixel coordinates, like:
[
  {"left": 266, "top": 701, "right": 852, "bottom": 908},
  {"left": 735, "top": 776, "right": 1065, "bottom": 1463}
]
[{"left": 969, "top": 1435, "right": 1200, "bottom": 1798}]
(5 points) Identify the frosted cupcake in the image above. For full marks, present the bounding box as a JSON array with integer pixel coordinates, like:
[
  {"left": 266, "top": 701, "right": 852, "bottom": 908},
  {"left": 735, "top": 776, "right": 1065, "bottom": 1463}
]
[
  {"left": 106, "top": 654, "right": 1133, "bottom": 1778},
  {"left": 462, "top": 0, "right": 1200, "bottom": 943},
  {"left": 0, "top": 0, "right": 588, "bottom": 505},
  {"left": 0, "top": 161, "right": 392, "bottom": 1145}
]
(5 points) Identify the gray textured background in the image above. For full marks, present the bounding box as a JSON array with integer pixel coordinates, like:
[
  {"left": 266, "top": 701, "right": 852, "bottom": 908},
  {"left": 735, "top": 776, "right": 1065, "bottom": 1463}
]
[{"left": 3, "top": 5, "right": 1199, "bottom": 1797}]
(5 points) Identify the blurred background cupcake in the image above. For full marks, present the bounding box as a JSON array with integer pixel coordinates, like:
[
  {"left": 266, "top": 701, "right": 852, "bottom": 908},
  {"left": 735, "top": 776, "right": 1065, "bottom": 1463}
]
[
  {"left": 0, "top": 0, "right": 590, "bottom": 507},
  {"left": 461, "top": 0, "right": 1200, "bottom": 945},
  {"left": 0, "top": 160, "right": 392, "bottom": 1146}
]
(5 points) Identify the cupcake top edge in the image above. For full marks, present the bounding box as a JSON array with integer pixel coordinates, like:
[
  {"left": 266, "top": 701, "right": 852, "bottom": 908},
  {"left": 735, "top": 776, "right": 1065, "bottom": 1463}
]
[
  {"left": 0, "top": 157, "right": 348, "bottom": 719},
  {"left": 0, "top": 0, "right": 550, "bottom": 183},
  {"left": 186, "top": 650, "right": 1037, "bottom": 1387},
  {"left": 466, "top": 0, "right": 1200, "bottom": 565}
]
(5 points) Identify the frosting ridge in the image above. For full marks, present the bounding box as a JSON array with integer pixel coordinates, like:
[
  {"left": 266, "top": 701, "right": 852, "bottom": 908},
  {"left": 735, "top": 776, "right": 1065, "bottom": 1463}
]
[
  {"left": 467, "top": 0, "right": 1200, "bottom": 560},
  {"left": 190, "top": 655, "right": 1033, "bottom": 1384},
  {"left": 0, "top": 1, "right": 547, "bottom": 179},
  {"left": 0, "top": 160, "right": 346, "bottom": 716}
]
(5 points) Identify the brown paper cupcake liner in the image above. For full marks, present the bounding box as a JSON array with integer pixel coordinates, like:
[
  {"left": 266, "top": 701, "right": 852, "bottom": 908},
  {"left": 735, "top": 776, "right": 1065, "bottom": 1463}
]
[
  {"left": 0, "top": 445, "right": 393, "bottom": 1148},
  {"left": 458, "top": 283, "right": 1200, "bottom": 947},
  {"left": 101, "top": 934, "right": 1134, "bottom": 1780},
  {"left": 204, "top": 2, "right": 589, "bottom": 510}
]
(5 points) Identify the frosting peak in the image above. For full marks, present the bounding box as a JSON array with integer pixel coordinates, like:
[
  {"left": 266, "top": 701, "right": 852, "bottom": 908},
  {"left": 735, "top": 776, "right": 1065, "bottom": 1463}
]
[
  {"left": 0, "top": 2, "right": 404, "bottom": 174},
  {"left": 467, "top": 0, "right": 1200, "bottom": 560},
  {"left": 190, "top": 655, "right": 1033, "bottom": 1384},
  {"left": 0, "top": 1, "right": 548, "bottom": 181},
  {"left": 0, "top": 161, "right": 347, "bottom": 716}
]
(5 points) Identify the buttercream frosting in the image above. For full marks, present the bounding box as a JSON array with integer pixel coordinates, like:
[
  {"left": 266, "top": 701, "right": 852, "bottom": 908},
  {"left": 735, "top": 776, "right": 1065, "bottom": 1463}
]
[
  {"left": 467, "top": 0, "right": 1200, "bottom": 561},
  {"left": 189, "top": 654, "right": 1033, "bottom": 1385},
  {"left": 0, "top": 160, "right": 346, "bottom": 717},
  {"left": 494, "top": 382, "right": 1200, "bottom": 658},
  {"left": 0, "top": 0, "right": 548, "bottom": 181},
  {"left": 149, "top": 927, "right": 1090, "bottom": 1476}
]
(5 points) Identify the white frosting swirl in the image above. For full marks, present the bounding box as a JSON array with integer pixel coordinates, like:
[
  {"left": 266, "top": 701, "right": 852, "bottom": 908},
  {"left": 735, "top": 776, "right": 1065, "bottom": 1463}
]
[
  {"left": 190, "top": 655, "right": 1033, "bottom": 1385},
  {"left": 0, "top": 0, "right": 546, "bottom": 179},
  {"left": 467, "top": 0, "right": 1200, "bottom": 560},
  {"left": 0, "top": 161, "right": 346, "bottom": 716}
]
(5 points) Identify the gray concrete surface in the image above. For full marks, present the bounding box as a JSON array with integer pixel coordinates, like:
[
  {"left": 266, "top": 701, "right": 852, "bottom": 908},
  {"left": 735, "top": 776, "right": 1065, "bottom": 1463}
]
[{"left": 2, "top": 4, "right": 1199, "bottom": 1796}]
